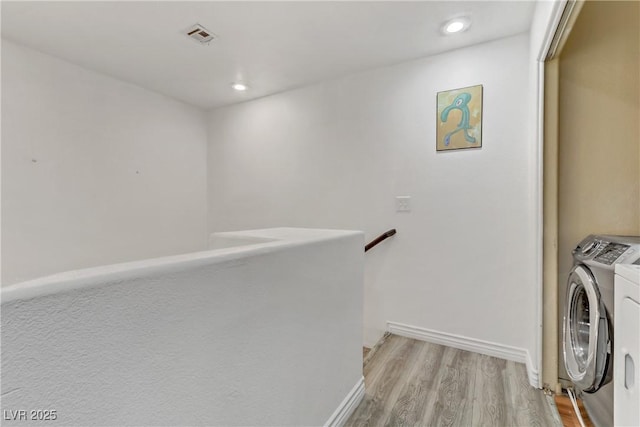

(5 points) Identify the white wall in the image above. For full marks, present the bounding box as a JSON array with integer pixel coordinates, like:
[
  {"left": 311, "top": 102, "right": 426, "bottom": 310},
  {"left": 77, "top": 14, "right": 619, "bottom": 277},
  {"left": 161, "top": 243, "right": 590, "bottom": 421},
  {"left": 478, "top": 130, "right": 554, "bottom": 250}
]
[
  {"left": 207, "top": 34, "right": 538, "bottom": 364},
  {"left": 1, "top": 228, "right": 364, "bottom": 426},
  {"left": 1, "top": 39, "right": 208, "bottom": 285}
]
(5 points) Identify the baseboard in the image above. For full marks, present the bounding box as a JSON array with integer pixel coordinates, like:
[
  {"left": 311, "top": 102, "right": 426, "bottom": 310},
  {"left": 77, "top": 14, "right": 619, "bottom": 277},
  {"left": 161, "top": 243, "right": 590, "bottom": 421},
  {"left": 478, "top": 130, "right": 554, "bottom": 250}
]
[
  {"left": 387, "top": 321, "right": 539, "bottom": 388},
  {"left": 324, "top": 376, "right": 365, "bottom": 427},
  {"left": 526, "top": 351, "right": 540, "bottom": 388}
]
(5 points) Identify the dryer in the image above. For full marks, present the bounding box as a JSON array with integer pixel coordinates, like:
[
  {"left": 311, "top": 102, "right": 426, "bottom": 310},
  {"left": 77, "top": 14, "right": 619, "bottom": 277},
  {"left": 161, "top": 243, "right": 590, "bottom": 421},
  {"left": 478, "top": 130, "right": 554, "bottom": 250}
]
[
  {"left": 614, "top": 264, "right": 640, "bottom": 426},
  {"left": 563, "top": 235, "right": 640, "bottom": 427}
]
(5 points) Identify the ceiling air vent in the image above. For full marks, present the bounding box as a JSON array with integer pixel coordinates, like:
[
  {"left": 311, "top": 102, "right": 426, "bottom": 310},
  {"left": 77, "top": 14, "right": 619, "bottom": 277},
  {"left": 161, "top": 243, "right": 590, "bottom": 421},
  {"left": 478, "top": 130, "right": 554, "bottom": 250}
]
[{"left": 184, "top": 24, "right": 216, "bottom": 44}]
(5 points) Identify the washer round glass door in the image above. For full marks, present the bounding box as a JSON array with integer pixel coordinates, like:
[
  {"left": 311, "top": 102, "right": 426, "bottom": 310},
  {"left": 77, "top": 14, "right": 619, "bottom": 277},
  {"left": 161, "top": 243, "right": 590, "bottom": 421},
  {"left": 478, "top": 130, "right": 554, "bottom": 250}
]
[{"left": 563, "top": 265, "right": 611, "bottom": 392}]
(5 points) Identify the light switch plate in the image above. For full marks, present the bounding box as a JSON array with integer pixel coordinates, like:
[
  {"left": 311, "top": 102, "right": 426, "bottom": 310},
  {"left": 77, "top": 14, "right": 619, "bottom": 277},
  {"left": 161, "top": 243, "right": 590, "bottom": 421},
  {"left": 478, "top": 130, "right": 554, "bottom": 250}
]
[{"left": 396, "top": 196, "right": 411, "bottom": 212}]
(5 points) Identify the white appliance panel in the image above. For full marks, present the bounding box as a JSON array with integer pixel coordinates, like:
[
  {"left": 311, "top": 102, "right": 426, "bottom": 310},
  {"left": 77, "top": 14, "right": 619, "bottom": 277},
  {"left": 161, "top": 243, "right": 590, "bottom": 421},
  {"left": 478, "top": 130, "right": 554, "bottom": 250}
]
[{"left": 614, "top": 266, "right": 640, "bottom": 427}]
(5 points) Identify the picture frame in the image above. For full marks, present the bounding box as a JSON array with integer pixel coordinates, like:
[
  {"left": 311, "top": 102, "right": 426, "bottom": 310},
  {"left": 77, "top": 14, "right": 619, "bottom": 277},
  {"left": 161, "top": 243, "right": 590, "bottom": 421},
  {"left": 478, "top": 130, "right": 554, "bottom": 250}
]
[{"left": 436, "top": 84, "right": 483, "bottom": 151}]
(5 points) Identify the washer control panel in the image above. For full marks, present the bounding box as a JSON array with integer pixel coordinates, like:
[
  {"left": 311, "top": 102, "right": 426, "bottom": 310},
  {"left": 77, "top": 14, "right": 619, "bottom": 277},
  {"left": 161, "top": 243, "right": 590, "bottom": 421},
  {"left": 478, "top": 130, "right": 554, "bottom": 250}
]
[
  {"left": 574, "top": 234, "right": 640, "bottom": 267},
  {"left": 595, "top": 243, "right": 630, "bottom": 265},
  {"left": 581, "top": 239, "right": 602, "bottom": 256}
]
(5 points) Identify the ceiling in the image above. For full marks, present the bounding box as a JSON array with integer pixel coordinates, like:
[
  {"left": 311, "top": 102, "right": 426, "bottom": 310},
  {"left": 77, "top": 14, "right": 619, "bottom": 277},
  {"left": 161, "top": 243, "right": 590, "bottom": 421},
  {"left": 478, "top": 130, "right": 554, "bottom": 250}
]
[{"left": 1, "top": 1, "right": 535, "bottom": 110}]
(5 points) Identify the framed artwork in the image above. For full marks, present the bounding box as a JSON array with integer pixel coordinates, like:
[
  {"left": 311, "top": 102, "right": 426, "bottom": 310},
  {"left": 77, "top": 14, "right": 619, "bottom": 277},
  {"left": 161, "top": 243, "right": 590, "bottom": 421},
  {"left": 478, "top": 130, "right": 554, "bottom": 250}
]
[{"left": 436, "top": 84, "right": 483, "bottom": 151}]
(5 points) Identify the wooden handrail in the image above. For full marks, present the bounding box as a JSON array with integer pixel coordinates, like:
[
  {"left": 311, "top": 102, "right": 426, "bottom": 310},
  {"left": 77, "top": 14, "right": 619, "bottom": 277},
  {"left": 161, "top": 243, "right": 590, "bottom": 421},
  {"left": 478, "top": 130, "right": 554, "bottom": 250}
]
[{"left": 365, "top": 229, "right": 397, "bottom": 252}]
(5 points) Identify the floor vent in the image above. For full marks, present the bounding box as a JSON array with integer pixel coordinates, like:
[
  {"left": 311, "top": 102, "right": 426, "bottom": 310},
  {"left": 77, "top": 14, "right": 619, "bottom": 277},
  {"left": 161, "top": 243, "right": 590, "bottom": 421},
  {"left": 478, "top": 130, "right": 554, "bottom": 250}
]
[{"left": 184, "top": 24, "right": 216, "bottom": 44}]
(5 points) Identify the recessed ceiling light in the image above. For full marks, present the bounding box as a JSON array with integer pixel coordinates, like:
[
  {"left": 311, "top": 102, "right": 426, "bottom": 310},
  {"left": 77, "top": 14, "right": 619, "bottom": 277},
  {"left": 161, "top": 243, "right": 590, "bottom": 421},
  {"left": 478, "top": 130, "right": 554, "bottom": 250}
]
[
  {"left": 443, "top": 17, "right": 471, "bottom": 35},
  {"left": 232, "top": 83, "right": 248, "bottom": 92}
]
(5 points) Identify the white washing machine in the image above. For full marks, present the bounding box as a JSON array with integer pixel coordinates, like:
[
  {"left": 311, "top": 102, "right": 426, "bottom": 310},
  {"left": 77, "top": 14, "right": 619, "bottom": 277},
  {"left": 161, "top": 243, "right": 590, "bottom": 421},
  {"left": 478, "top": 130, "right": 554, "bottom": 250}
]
[
  {"left": 563, "top": 235, "right": 640, "bottom": 427},
  {"left": 614, "top": 264, "right": 640, "bottom": 426}
]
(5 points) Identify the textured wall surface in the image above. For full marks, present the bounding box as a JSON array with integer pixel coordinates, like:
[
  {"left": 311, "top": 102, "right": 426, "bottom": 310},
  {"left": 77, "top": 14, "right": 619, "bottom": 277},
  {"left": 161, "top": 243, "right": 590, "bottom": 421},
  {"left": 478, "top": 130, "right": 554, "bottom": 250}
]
[
  {"left": 1, "top": 39, "right": 208, "bottom": 286},
  {"left": 207, "top": 34, "right": 538, "bottom": 363},
  {"left": 1, "top": 228, "right": 364, "bottom": 426}
]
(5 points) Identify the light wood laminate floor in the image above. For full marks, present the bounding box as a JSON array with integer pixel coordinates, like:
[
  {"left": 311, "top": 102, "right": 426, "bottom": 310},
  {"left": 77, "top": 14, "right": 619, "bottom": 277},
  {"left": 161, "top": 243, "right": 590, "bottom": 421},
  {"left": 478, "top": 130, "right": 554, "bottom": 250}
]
[
  {"left": 347, "top": 334, "right": 562, "bottom": 427},
  {"left": 554, "top": 395, "right": 594, "bottom": 427}
]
